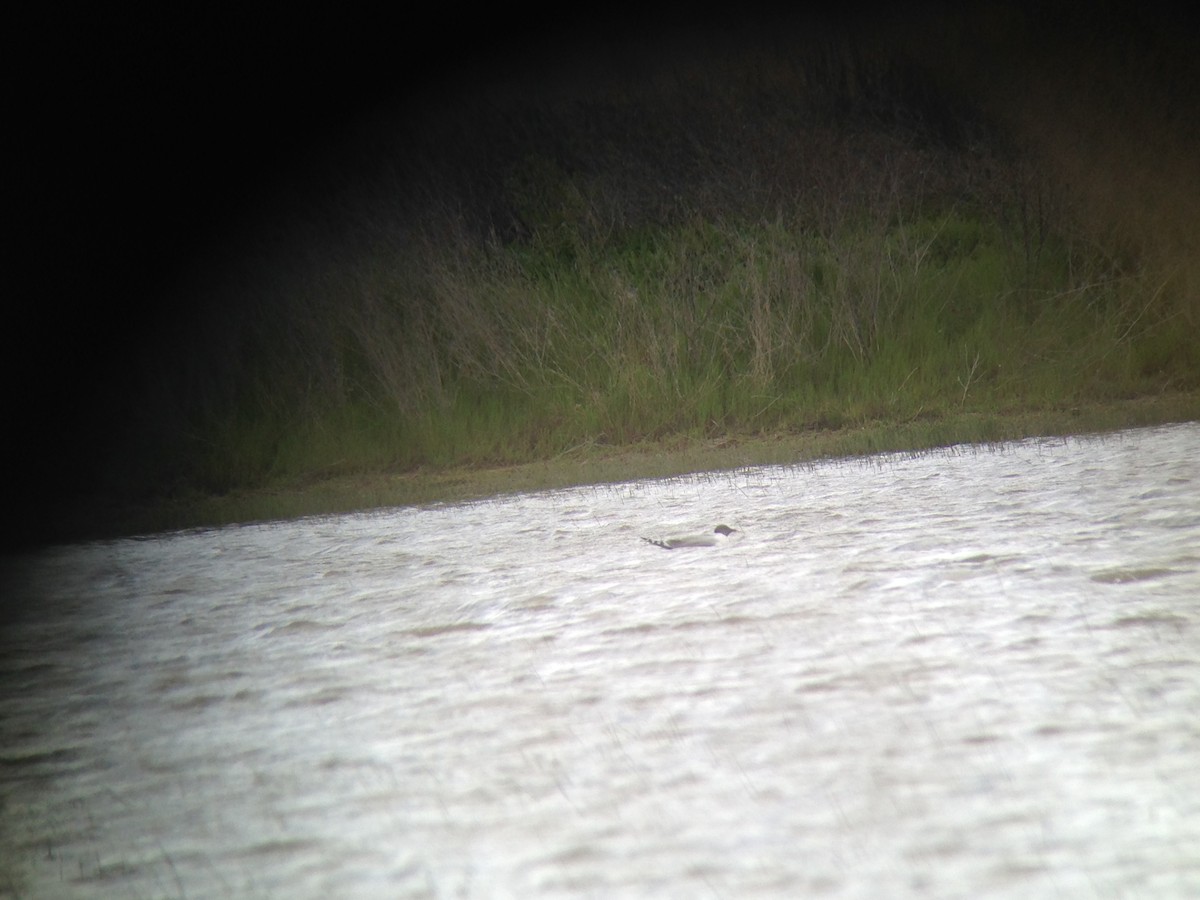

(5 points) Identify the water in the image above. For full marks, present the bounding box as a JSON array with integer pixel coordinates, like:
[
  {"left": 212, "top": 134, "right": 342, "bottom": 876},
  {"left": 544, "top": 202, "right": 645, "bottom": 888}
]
[{"left": 2, "top": 423, "right": 1199, "bottom": 898}]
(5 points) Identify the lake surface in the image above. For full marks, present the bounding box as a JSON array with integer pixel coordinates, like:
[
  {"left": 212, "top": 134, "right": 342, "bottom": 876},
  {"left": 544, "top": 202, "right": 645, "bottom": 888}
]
[{"left": 2, "top": 423, "right": 1199, "bottom": 898}]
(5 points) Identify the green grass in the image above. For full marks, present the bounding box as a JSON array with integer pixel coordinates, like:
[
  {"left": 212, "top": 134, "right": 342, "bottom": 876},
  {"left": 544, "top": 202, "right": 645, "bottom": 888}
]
[{"left": 136, "top": 207, "right": 1196, "bottom": 501}]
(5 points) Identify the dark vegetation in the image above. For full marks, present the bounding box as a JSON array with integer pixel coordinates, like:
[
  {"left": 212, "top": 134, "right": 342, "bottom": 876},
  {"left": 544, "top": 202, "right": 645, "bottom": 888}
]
[{"left": 10, "top": 3, "right": 1199, "bottom": 545}]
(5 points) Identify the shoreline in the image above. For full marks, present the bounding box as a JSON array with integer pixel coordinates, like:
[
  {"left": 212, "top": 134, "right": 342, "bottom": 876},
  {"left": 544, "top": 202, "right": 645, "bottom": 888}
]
[{"left": 57, "top": 390, "right": 1200, "bottom": 545}]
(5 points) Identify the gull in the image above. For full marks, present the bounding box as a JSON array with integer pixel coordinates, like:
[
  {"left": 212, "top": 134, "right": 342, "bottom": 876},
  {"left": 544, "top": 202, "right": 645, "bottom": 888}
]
[{"left": 642, "top": 524, "right": 738, "bottom": 550}]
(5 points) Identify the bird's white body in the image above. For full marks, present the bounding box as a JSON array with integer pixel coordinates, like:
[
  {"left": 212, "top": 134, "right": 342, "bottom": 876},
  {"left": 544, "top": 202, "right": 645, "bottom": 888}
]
[{"left": 643, "top": 524, "right": 738, "bottom": 550}]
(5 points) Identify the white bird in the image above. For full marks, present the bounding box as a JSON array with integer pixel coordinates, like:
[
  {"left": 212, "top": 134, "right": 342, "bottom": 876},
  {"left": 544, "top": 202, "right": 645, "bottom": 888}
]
[{"left": 642, "top": 524, "right": 738, "bottom": 550}]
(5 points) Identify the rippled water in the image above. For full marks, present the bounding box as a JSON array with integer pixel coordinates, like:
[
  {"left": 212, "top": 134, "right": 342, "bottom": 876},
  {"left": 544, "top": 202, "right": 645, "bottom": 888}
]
[{"left": 2, "top": 423, "right": 1199, "bottom": 898}]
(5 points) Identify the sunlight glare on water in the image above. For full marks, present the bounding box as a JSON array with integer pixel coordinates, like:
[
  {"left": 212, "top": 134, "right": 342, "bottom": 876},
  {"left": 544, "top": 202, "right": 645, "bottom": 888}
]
[{"left": 2, "top": 423, "right": 1199, "bottom": 898}]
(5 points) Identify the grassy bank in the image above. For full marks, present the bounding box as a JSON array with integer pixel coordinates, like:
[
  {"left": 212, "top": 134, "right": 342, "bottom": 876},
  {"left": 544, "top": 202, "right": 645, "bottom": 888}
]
[
  {"left": 71, "top": 8, "right": 1198, "bottom": 543},
  {"left": 65, "top": 392, "right": 1200, "bottom": 541}
]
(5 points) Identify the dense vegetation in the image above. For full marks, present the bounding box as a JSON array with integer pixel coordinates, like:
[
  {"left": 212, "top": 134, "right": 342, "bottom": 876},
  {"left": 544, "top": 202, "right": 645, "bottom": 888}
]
[{"left": 103, "top": 7, "right": 1199, "bottom": 508}]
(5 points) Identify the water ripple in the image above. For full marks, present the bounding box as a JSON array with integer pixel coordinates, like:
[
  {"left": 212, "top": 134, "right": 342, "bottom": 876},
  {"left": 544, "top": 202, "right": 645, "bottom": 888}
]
[{"left": 2, "top": 423, "right": 1199, "bottom": 898}]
